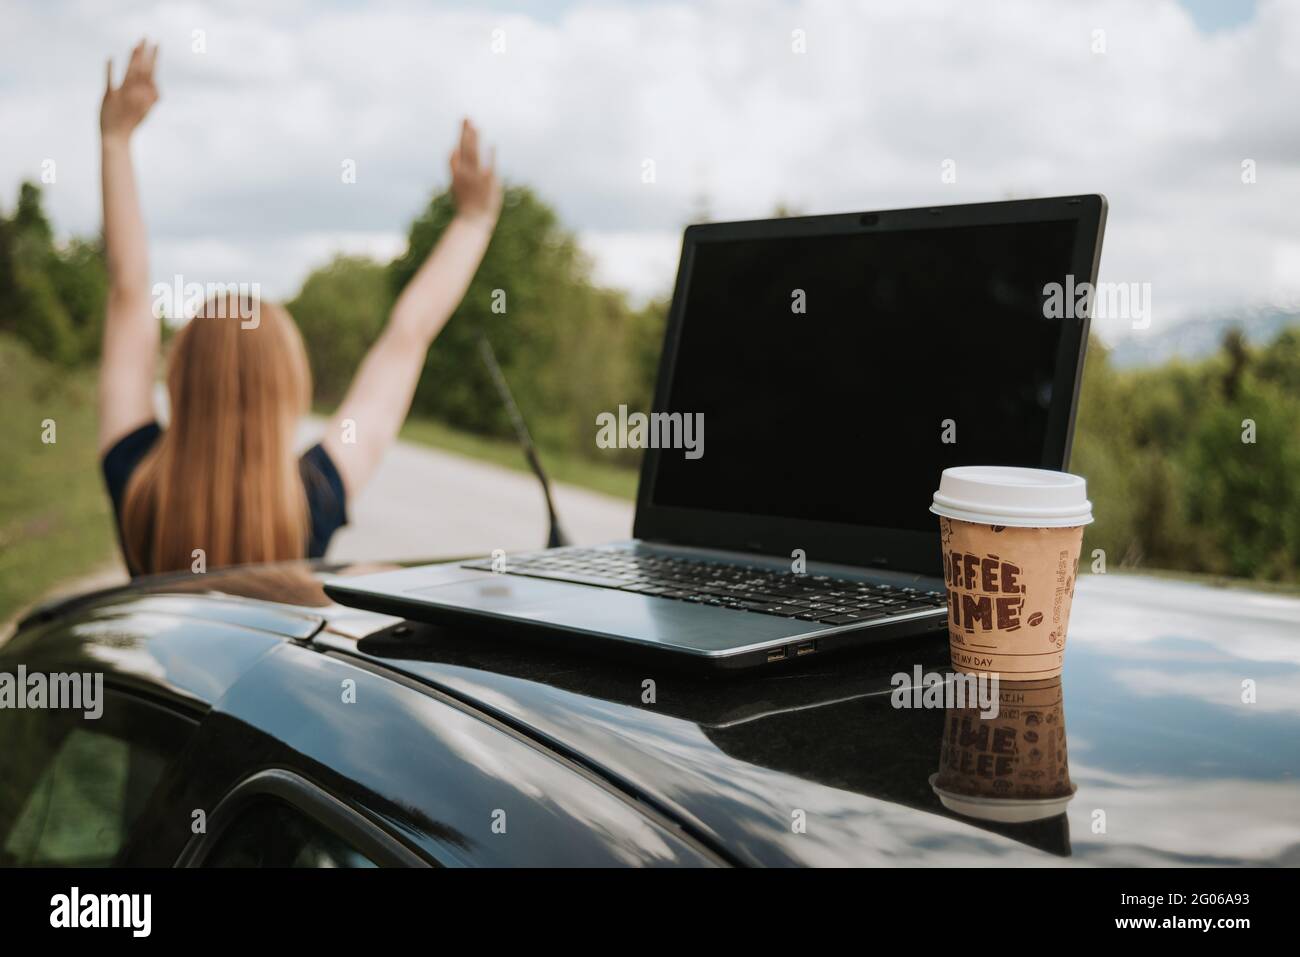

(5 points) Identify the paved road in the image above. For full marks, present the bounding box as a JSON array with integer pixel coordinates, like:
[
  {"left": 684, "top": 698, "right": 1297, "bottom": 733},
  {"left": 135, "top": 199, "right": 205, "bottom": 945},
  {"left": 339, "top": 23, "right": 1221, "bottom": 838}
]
[{"left": 296, "top": 420, "right": 634, "bottom": 563}]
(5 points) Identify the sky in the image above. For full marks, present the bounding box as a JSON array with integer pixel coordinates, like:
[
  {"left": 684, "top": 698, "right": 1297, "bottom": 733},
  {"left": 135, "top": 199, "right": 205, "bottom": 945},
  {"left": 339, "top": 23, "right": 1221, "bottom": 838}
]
[{"left": 1, "top": 0, "right": 1297, "bottom": 344}]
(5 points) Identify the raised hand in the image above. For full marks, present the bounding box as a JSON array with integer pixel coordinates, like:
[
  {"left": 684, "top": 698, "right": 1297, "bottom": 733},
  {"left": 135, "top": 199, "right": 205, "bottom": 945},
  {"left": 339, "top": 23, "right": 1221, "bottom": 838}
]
[
  {"left": 101, "top": 40, "right": 160, "bottom": 141},
  {"left": 449, "top": 118, "right": 502, "bottom": 225}
]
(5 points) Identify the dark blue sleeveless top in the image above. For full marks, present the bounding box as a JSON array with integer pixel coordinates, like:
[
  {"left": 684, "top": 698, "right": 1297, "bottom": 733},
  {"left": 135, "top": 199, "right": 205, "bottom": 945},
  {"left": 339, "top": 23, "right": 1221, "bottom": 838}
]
[{"left": 101, "top": 421, "right": 348, "bottom": 577}]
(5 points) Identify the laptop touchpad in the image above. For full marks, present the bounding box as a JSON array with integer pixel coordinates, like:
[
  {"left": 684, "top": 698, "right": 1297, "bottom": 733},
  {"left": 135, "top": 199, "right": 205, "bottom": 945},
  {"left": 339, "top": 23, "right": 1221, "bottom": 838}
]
[
  {"left": 405, "top": 573, "right": 803, "bottom": 652},
  {"left": 408, "top": 577, "right": 602, "bottom": 617}
]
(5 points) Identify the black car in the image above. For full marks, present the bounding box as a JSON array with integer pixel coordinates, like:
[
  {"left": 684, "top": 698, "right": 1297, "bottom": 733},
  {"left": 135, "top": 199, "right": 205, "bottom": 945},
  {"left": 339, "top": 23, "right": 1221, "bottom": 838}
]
[{"left": 2, "top": 560, "right": 1297, "bottom": 867}]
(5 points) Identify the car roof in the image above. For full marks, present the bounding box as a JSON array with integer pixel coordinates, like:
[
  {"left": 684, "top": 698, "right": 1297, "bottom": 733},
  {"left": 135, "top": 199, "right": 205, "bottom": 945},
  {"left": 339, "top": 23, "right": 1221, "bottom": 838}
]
[{"left": 10, "top": 560, "right": 1300, "bottom": 865}]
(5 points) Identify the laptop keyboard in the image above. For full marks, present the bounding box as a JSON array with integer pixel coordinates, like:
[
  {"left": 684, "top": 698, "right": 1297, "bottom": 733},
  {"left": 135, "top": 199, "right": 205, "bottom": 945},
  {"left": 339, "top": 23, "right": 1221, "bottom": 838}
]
[{"left": 460, "top": 547, "right": 947, "bottom": 625}]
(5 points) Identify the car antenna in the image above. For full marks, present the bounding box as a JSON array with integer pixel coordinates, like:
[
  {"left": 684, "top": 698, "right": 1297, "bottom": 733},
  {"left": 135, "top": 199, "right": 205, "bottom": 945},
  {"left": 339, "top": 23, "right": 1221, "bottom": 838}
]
[{"left": 475, "top": 330, "right": 570, "bottom": 548}]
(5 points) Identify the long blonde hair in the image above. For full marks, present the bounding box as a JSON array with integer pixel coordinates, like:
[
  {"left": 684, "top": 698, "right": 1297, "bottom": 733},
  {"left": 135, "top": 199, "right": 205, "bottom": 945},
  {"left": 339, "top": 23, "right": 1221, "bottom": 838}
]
[{"left": 122, "top": 293, "right": 311, "bottom": 574}]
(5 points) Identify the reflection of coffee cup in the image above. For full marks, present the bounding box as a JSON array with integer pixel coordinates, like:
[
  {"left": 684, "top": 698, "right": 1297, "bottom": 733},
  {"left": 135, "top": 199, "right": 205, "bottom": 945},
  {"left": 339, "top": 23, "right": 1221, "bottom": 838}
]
[
  {"left": 930, "top": 466, "right": 1092, "bottom": 680},
  {"left": 930, "top": 677, "right": 1074, "bottom": 823}
]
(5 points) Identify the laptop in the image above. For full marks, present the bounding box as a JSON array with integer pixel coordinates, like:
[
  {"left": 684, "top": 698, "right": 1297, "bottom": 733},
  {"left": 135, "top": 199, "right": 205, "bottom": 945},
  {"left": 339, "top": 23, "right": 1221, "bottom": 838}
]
[{"left": 325, "top": 195, "right": 1107, "bottom": 670}]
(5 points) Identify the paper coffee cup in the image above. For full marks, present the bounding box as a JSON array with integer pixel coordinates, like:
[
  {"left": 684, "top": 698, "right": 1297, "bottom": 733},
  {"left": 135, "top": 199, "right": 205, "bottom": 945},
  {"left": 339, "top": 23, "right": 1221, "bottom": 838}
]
[
  {"left": 930, "top": 466, "right": 1092, "bottom": 680},
  {"left": 930, "top": 677, "right": 1074, "bottom": 823}
]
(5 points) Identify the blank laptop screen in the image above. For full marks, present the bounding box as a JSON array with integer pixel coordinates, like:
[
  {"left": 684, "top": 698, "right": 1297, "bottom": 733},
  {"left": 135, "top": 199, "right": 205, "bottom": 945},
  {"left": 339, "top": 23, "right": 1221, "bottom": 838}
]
[{"left": 649, "top": 220, "right": 1079, "bottom": 532}]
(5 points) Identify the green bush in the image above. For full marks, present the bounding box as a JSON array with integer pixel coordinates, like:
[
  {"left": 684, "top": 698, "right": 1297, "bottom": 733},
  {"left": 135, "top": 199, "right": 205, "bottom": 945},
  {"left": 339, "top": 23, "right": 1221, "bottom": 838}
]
[
  {"left": 1183, "top": 377, "right": 1300, "bottom": 580},
  {"left": 287, "top": 255, "right": 392, "bottom": 405},
  {"left": 1074, "top": 330, "right": 1300, "bottom": 582},
  {"left": 0, "top": 183, "right": 106, "bottom": 366}
]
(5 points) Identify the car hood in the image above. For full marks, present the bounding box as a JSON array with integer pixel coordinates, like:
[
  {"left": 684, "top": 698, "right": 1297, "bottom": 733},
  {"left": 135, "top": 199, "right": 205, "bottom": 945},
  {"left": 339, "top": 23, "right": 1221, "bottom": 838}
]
[{"left": 20, "top": 560, "right": 1300, "bottom": 866}]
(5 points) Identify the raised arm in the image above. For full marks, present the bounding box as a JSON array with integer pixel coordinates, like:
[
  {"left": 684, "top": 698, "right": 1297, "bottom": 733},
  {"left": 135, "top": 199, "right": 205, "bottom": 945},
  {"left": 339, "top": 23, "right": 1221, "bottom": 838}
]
[
  {"left": 98, "top": 40, "right": 161, "bottom": 453},
  {"left": 323, "top": 119, "right": 502, "bottom": 498}
]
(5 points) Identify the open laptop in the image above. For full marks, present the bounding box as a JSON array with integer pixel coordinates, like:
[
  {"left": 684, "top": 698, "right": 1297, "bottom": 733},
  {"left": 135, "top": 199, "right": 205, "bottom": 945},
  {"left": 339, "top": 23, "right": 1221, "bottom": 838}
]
[{"left": 325, "top": 195, "right": 1107, "bottom": 670}]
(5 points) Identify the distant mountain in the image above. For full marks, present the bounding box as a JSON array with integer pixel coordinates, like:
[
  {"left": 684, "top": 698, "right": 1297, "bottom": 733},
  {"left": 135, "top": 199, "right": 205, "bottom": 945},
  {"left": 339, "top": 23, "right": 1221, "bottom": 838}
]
[{"left": 1106, "top": 308, "right": 1300, "bottom": 369}]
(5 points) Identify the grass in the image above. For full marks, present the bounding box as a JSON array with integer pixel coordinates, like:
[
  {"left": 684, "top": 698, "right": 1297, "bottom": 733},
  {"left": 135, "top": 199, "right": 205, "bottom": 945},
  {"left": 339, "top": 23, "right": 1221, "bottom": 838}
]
[
  {"left": 0, "top": 335, "right": 119, "bottom": 628},
  {"left": 397, "top": 415, "right": 640, "bottom": 501}
]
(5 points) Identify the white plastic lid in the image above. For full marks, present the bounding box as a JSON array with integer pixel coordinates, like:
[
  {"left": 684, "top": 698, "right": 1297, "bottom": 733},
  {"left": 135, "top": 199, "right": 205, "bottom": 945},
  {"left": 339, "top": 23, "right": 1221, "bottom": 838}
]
[
  {"left": 930, "top": 466, "right": 1093, "bottom": 528},
  {"left": 929, "top": 774, "right": 1077, "bottom": 824}
]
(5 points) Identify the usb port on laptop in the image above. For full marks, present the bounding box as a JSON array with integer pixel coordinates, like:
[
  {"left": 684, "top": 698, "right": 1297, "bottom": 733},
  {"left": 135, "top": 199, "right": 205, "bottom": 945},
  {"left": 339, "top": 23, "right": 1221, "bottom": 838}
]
[
  {"left": 767, "top": 648, "right": 788, "bottom": 662},
  {"left": 794, "top": 640, "right": 817, "bottom": 656}
]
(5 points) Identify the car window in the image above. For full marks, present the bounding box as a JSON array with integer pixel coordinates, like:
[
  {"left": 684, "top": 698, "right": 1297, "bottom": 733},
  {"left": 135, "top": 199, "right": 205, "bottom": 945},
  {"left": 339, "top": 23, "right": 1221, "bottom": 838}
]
[
  {"left": 202, "top": 798, "right": 377, "bottom": 868},
  {"left": 0, "top": 691, "right": 195, "bottom": 866}
]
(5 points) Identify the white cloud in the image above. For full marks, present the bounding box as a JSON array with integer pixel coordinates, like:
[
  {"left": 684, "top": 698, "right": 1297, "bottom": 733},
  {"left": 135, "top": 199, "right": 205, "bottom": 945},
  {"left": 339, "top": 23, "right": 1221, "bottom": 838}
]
[
  {"left": 2, "top": 0, "right": 1296, "bottom": 334},
  {"left": 1072, "top": 573, "right": 1300, "bottom": 666},
  {"left": 156, "top": 231, "right": 407, "bottom": 301},
  {"left": 578, "top": 229, "right": 681, "bottom": 303},
  {"left": 1109, "top": 668, "right": 1300, "bottom": 716}
]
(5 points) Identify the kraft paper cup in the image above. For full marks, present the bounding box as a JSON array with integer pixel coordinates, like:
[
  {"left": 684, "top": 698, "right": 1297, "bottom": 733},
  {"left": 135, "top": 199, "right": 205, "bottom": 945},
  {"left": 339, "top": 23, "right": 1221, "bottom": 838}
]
[
  {"left": 930, "top": 677, "right": 1074, "bottom": 823},
  {"left": 930, "top": 466, "right": 1092, "bottom": 681}
]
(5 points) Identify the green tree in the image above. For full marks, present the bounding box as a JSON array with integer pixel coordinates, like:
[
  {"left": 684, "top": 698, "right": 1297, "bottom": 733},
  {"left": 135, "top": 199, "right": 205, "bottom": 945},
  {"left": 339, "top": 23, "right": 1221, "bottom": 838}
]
[
  {"left": 1253, "top": 326, "right": 1300, "bottom": 394},
  {"left": 0, "top": 182, "right": 107, "bottom": 366},
  {"left": 387, "top": 185, "right": 649, "bottom": 462},
  {"left": 1183, "top": 377, "right": 1300, "bottom": 581},
  {"left": 46, "top": 237, "right": 108, "bottom": 363},
  {"left": 1075, "top": 326, "right": 1300, "bottom": 582},
  {"left": 287, "top": 255, "right": 392, "bottom": 404}
]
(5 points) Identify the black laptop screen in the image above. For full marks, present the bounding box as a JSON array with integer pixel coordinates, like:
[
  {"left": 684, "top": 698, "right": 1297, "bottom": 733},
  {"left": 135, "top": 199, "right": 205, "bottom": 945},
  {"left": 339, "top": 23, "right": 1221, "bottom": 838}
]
[{"left": 648, "top": 220, "right": 1079, "bottom": 533}]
